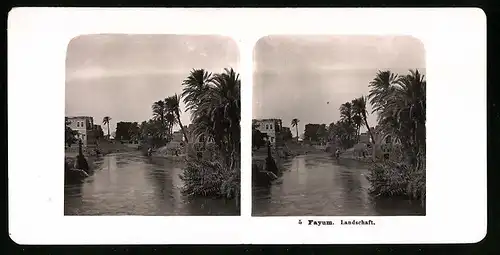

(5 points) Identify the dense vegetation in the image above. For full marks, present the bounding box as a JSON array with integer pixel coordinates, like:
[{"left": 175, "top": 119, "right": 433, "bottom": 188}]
[
  {"left": 365, "top": 70, "right": 426, "bottom": 205},
  {"left": 329, "top": 69, "right": 426, "bottom": 204},
  {"left": 179, "top": 68, "right": 241, "bottom": 201}
]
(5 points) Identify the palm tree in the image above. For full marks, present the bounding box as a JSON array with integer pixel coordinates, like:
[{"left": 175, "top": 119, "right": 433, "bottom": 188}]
[
  {"left": 352, "top": 96, "right": 375, "bottom": 144},
  {"left": 152, "top": 100, "right": 166, "bottom": 139},
  {"left": 165, "top": 112, "right": 177, "bottom": 141},
  {"left": 339, "top": 102, "right": 355, "bottom": 147},
  {"left": 368, "top": 70, "right": 400, "bottom": 115},
  {"left": 188, "top": 68, "right": 240, "bottom": 167},
  {"left": 291, "top": 118, "right": 300, "bottom": 141},
  {"left": 181, "top": 69, "right": 213, "bottom": 113},
  {"left": 352, "top": 113, "right": 362, "bottom": 142},
  {"left": 368, "top": 69, "right": 426, "bottom": 164},
  {"left": 165, "top": 94, "right": 189, "bottom": 143},
  {"left": 102, "top": 116, "right": 112, "bottom": 139}
]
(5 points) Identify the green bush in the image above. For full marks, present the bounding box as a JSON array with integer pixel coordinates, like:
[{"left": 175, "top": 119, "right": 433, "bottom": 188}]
[
  {"left": 180, "top": 155, "right": 240, "bottom": 200},
  {"left": 367, "top": 155, "right": 425, "bottom": 204}
]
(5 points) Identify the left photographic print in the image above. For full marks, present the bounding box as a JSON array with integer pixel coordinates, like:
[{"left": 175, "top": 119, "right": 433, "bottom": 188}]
[{"left": 64, "top": 34, "right": 241, "bottom": 216}]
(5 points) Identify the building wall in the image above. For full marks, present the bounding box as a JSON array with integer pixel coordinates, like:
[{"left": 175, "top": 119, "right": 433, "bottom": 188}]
[
  {"left": 67, "top": 116, "right": 94, "bottom": 146},
  {"left": 172, "top": 131, "right": 184, "bottom": 143},
  {"left": 359, "top": 133, "right": 370, "bottom": 143},
  {"left": 253, "top": 119, "right": 279, "bottom": 146}
]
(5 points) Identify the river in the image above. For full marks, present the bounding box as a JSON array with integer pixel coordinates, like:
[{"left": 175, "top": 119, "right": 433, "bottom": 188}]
[
  {"left": 252, "top": 153, "right": 425, "bottom": 216},
  {"left": 64, "top": 152, "right": 240, "bottom": 216}
]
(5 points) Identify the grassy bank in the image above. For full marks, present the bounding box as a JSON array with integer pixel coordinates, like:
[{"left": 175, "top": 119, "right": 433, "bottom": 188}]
[
  {"left": 366, "top": 154, "right": 426, "bottom": 206},
  {"left": 180, "top": 151, "right": 240, "bottom": 203}
]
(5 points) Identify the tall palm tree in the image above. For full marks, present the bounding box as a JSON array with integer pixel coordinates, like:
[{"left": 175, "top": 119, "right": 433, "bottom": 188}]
[
  {"left": 339, "top": 102, "right": 355, "bottom": 147},
  {"left": 368, "top": 70, "right": 400, "bottom": 115},
  {"left": 291, "top": 118, "right": 300, "bottom": 142},
  {"left": 368, "top": 69, "right": 426, "bottom": 164},
  {"left": 182, "top": 69, "right": 213, "bottom": 113},
  {"left": 188, "top": 68, "right": 241, "bottom": 167},
  {"left": 102, "top": 116, "right": 112, "bottom": 139},
  {"left": 352, "top": 113, "right": 362, "bottom": 142},
  {"left": 152, "top": 100, "right": 166, "bottom": 139},
  {"left": 352, "top": 96, "right": 375, "bottom": 144},
  {"left": 165, "top": 112, "right": 177, "bottom": 141},
  {"left": 165, "top": 94, "right": 189, "bottom": 143}
]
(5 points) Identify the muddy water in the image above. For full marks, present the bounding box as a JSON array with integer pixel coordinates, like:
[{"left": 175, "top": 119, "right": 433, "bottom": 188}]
[
  {"left": 64, "top": 152, "right": 239, "bottom": 216},
  {"left": 252, "top": 153, "right": 425, "bottom": 216}
]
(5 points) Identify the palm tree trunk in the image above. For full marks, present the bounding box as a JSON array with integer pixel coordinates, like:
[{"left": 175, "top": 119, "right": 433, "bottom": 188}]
[
  {"left": 176, "top": 114, "right": 189, "bottom": 143},
  {"left": 161, "top": 114, "right": 166, "bottom": 140},
  {"left": 107, "top": 124, "right": 110, "bottom": 139},
  {"left": 363, "top": 114, "right": 375, "bottom": 145},
  {"left": 295, "top": 126, "right": 299, "bottom": 142}
]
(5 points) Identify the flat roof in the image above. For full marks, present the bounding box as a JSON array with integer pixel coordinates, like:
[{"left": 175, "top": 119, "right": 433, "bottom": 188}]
[
  {"left": 253, "top": 118, "right": 282, "bottom": 122},
  {"left": 67, "top": 116, "right": 93, "bottom": 119}
]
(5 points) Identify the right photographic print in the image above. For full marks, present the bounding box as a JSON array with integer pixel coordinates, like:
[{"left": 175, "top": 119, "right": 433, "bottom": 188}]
[{"left": 252, "top": 35, "right": 426, "bottom": 216}]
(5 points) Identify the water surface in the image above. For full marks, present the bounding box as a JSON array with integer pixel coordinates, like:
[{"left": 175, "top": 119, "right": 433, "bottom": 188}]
[
  {"left": 252, "top": 153, "right": 425, "bottom": 216},
  {"left": 64, "top": 152, "right": 239, "bottom": 216}
]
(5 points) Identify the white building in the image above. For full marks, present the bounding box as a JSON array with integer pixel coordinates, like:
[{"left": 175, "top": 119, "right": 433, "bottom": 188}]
[
  {"left": 253, "top": 118, "right": 282, "bottom": 146},
  {"left": 66, "top": 116, "right": 95, "bottom": 146}
]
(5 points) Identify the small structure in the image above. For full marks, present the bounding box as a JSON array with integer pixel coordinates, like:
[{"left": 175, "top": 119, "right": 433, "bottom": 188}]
[
  {"left": 369, "top": 125, "right": 402, "bottom": 160},
  {"left": 186, "top": 124, "right": 215, "bottom": 154},
  {"left": 172, "top": 130, "right": 184, "bottom": 143},
  {"left": 252, "top": 118, "right": 283, "bottom": 147},
  {"left": 66, "top": 116, "right": 96, "bottom": 147}
]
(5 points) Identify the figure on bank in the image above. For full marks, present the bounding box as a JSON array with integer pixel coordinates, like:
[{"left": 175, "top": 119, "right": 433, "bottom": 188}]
[
  {"left": 265, "top": 140, "right": 279, "bottom": 175},
  {"left": 335, "top": 148, "right": 340, "bottom": 159},
  {"left": 75, "top": 139, "right": 89, "bottom": 172}
]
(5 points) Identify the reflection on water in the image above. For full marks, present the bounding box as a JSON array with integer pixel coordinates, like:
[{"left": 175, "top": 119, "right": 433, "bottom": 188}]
[
  {"left": 252, "top": 153, "right": 425, "bottom": 216},
  {"left": 64, "top": 152, "right": 239, "bottom": 216}
]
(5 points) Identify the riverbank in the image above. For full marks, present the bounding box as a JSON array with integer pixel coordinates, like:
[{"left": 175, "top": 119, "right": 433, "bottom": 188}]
[
  {"left": 64, "top": 141, "right": 139, "bottom": 184},
  {"left": 65, "top": 141, "right": 138, "bottom": 158}
]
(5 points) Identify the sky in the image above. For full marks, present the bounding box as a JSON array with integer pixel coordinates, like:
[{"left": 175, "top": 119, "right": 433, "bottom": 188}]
[
  {"left": 252, "top": 35, "right": 426, "bottom": 136},
  {"left": 65, "top": 34, "right": 239, "bottom": 133}
]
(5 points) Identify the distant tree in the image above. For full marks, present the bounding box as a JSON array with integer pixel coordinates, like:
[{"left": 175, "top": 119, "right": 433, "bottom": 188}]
[
  {"left": 165, "top": 94, "right": 189, "bottom": 143},
  {"left": 128, "top": 122, "right": 140, "bottom": 142},
  {"left": 304, "top": 123, "right": 327, "bottom": 143},
  {"left": 115, "top": 122, "right": 133, "bottom": 141},
  {"left": 92, "top": 124, "right": 104, "bottom": 141},
  {"left": 316, "top": 124, "right": 328, "bottom": 144},
  {"left": 279, "top": 127, "right": 293, "bottom": 141},
  {"left": 152, "top": 100, "right": 167, "bottom": 139},
  {"left": 352, "top": 96, "right": 375, "bottom": 144},
  {"left": 339, "top": 102, "right": 357, "bottom": 148}
]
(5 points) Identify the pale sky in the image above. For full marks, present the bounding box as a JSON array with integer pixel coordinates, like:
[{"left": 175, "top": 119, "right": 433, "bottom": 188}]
[
  {"left": 253, "top": 35, "right": 426, "bottom": 135},
  {"left": 66, "top": 34, "right": 239, "bottom": 133}
]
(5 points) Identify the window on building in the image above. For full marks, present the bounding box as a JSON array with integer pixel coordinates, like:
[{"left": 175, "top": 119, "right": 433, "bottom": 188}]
[
  {"left": 270, "top": 137, "right": 274, "bottom": 142},
  {"left": 270, "top": 124, "right": 273, "bottom": 130}
]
